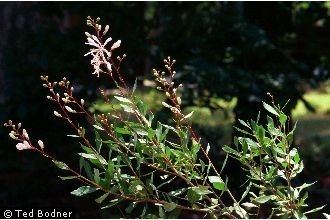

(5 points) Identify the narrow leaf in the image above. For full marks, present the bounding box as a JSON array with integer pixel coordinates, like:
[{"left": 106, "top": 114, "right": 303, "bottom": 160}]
[
  {"left": 262, "top": 102, "right": 279, "bottom": 116},
  {"left": 254, "top": 195, "right": 273, "bottom": 204},
  {"left": 71, "top": 186, "right": 98, "bottom": 196},
  {"left": 114, "top": 96, "right": 132, "bottom": 104},
  {"left": 52, "top": 160, "right": 69, "bottom": 170},
  {"left": 95, "top": 192, "right": 110, "bottom": 204},
  {"left": 58, "top": 176, "right": 77, "bottom": 180},
  {"left": 163, "top": 202, "right": 177, "bottom": 212}
]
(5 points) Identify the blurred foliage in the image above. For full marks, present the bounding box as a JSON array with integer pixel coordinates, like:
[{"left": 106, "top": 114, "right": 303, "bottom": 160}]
[{"left": 1, "top": 2, "right": 329, "bottom": 136}]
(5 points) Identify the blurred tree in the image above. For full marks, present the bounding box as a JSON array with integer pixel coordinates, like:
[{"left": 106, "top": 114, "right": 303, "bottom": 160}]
[{"left": 157, "top": 2, "right": 330, "bottom": 131}]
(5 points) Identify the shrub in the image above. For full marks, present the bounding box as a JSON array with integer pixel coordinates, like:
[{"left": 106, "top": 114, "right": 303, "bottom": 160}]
[{"left": 4, "top": 17, "right": 328, "bottom": 219}]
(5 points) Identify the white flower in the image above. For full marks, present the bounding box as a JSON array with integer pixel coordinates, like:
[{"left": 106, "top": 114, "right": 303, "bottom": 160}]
[
  {"left": 23, "top": 129, "right": 29, "bottom": 140},
  {"left": 65, "top": 106, "right": 76, "bottom": 113},
  {"left": 16, "top": 143, "right": 25, "bottom": 150},
  {"left": 38, "top": 140, "right": 44, "bottom": 149},
  {"left": 162, "top": 102, "right": 172, "bottom": 108},
  {"left": 80, "top": 99, "right": 85, "bottom": 106},
  {"left": 103, "top": 25, "right": 109, "bottom": 35},
  {"left": 104, "top": 37, "right": 112, "bottom": 46},
  {"left": 111, "top": 40, "right": 121, "bottom": 50},
  {"left": 16, "top": 141, "right": 33, "bottom": 151},
  {"left": 54, "top": 111, "right": 62, "bottom": 117},
  {"left": 106, "top": 61, "right": 112, "bottom": 72},
  {"left": 23, "top": 141, "right": 31, "bottom": 149},
  {"left": 177, "top": 97, "right": 182, "bottom": 105},
  {"left": 84, "top": 30, "right": 118, "bottom": 77},
  {"left": 9, "top": 132, "right": 17, "bottom": 140}
]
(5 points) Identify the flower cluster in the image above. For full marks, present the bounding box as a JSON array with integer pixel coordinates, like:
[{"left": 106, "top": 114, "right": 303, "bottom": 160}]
[
  {"left": 4, "top": 120, "right": 44, "bottom": 151},
  {"left": 84, "top": 16, "right": 121, "bottom": 77},
  {"left": 153, "top": 57, "right": 189, "bottom": 123}
]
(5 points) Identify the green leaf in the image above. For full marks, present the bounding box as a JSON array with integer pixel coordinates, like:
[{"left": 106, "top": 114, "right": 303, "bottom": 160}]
[
  {"left": 184, "top": 111, "right": 194, "bottom": 119},
  {"left": 223, "top": 145, "right": 241, "bottom": 157},
  {"left": 254, "top": 195, "right": 273, "bottom": 204},
  {"left": 267, "top": 116, "right": 274, "bottom": 129},
  {"left": 105, "top": 161, "right": 115, "bottom": 183},
  {"left": 169, "top": 188, "right": 187, "bottom": 197},
  {"left": 78, "top": 153, "right": 107, "bottom": 165},
  {"left": 220, "top": 154, "right": 229, "bottom": 173},
  {"left": 187, "top": 188, "right": 202, "bottom": 204},
  {"left": 213, "top": 182, "right": 226, "bottom": 191},
  {"left": 257, "top": 126, "right": 265, "bottom": 142},
  {"left": 241, "top": 202, "right": 258, "bottom": 208},
  {"left": 287, "top": 131, "right": 294, "bottom": 146},
  {"left": 289, "top": 148, "right": 300, "bottom": 164},
  {"left": 120, "top": 104, "right": 134, "bottom": 113},
  {"left": 125, "top": 202, "right": 136, "bottom": 214},
  {"left": 234, "top": 136, "right": 239, "bottom": 147},
  {"left": 136, "top": 99, "right": 147, "bottom": 116},
  {"left": 58, "top": 176, "right": 77, "bottom": 180},
  {"left": 208, "top": 176, "right": 226, "bottom": 191},
  {"left": 323, "top": 213, "right": 330, "bottom": 219},
  {"left": 262, "top": 102, "right": 279, "bottom": 116},
  {"left": 304, "top": 205, "right": 326, "bottom": 215},
  {"left": 71, "top": 186, "right": 98, "bottom": 196},
  {"left": 133, "top": 127, "right": 148, "bottom": 136},
  {"left": 79, "top": 153, "right": 97, "bottom": 160},
  {"left": 145, "top": 214, "right": 158, "bottom": 219},
  {"left": 239, "top": 182, "right": 252, "bottom": 202},
  {"left": 279, "top": 113, "right": 287, "bottom": 125},
  {"left": 93, "top": 125, "right": 104, "bottom": 131},
  {"left": 114, "top": 96, "right": 132, "bottom": 104},
  {"left": 234, "top": 126, "right": 251, "bottom": 136},
  {"left": 115, "top": 127, "right": 131, "bottom": 135},
  {"left": 95, "top": 192, "right": 110, "bottom": 204},
  {"left": 238, "top": 119, "right": 250, "bottom": 128},
  {"left": 94, "top": 130, "right": 102, "bottom": 153},
  {"left": 67, "top": 134, "right": 80, "bottom": 138},
  {"left": 101, "top": 199, "right": 122, "bottom": 209},
  {"left": 94, "top": 168, "right": 100, "bottom": 184},
  {"left": 163, "top": 202, "right": 177, "bottom": 212},
  {"left": 191, "top": 186, "right": 212, "bottom": 195},
  {"left": 158, "top": 206, "right": 166, "bottom": 218},
  {"left": 52, "top": 160, "right": 69, "bottom": 170},
  {"left": 242, "top": 138, "right": 248, "bottom": 155},
  {"left": 80, "top": 158, "right": 93, "bottom": 180},
  {"left": 297, "top": 181, "right": 316, "bottom": 192}
]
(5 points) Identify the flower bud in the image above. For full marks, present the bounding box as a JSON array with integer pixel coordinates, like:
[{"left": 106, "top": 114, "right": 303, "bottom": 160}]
[
  {"left": 65, "top": 106, "right": 76, "bottom": 113},
  {"left": 111, "top": 40, "right": 121, "bottom": 50},
  {"left": 16, "top": 143, "right": 25, "bottom": 151},
  {"left": 162, "top": 102, "right": 171, "bottom": 108},
  {"left": 177, "top": 97, "right": 182, "bottom": 105},
  {"left": 103, "top": 25, "right": 109, "bottom": 35},
  {"left": 9, "top": 133, "right": 17, "bottom": 140},
  {"left": 38, "top": 140, "right": 44, "bottom": 149},
  {"left": 54, "top": 111, "right": 62, "bottom": 117},
  {"left": 23, "top": 129, "right": 29, "bottom": 140},
  {"left": 23, "top": 141, "right": 31, "bottom": 149}
]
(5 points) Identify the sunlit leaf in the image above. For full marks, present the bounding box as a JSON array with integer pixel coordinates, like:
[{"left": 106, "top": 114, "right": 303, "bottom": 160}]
[
  {"left": 71, "top": 186, "right": 98, "bottom": 196},
  {"left": 262, "top": 102, "right": 279, "bottom": 116}
]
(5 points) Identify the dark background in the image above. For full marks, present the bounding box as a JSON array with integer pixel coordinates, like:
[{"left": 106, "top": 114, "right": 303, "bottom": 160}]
[{"left": 0, "top": 2, "right": 329, "bottom": 218}]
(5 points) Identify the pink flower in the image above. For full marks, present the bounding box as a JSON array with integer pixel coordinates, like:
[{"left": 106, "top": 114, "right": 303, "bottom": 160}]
[{"left": 16, "top": 141, "right": 33, "bottom": 151}]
